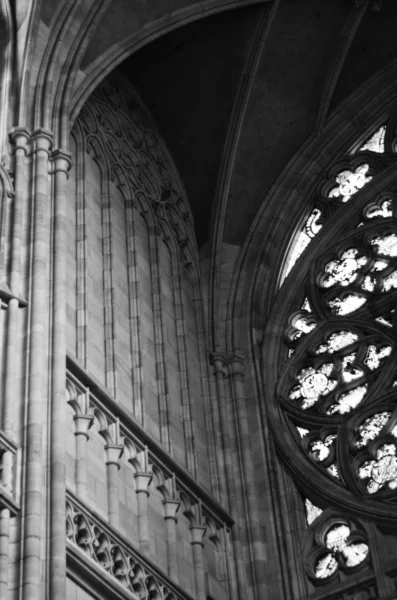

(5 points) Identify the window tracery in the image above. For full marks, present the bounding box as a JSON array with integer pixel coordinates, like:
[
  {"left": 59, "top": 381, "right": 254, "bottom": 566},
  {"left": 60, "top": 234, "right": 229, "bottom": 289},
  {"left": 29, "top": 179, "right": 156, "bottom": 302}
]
[
  {"left": 266, "top": 115, "right": 397, "bottom": 593},
  {"left": 281, "top": 122, "right": 394, "bottom": 282}
]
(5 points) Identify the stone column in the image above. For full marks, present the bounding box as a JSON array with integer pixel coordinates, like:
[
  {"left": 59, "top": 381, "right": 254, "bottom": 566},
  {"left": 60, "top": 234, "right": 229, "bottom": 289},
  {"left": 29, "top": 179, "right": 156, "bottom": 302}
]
[
  {"left": 104, "top": 444, "right": 124, "bottom": 528},
  {"left": 228, "top": 352, "right": 265, "bottom": 599},
  {"left": 0, "top": 505, "right": 10, "bottom": 598},
  {"left": 50, "top": 149, "right": 72, "bottom": 600},
  {"left": 189, "top": 524, "right": 207, "bottom": 600},
  {"left": 4, "top": 128, "right": 30, "bottom": 437},
  {"left": 0, "top": 128, "right": 30, "bottom": 600},
  {"left": 134, "top": 471, "right": 152, "bottom": 555},
  {"left": 73, "top": 414, "right": 93, "bottom": 499},
  {"left": 22, "top": 128, "right": 52, "bottom": 600},
  {"left": 0, "top": 446, "right": 13, "bottom": 599},
  {"left": 210, "top": 353, "right": 244, "bottom": 599},
  {"left": 162, "top": 498, "right": 180, "bottom": 582}
]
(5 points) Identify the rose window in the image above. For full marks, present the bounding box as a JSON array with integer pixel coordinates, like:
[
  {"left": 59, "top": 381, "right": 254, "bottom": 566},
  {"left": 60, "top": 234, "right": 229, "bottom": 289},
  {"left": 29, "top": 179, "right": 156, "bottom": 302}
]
[{"left": 265, "top": 118, "right": 397, "bottom": 529}]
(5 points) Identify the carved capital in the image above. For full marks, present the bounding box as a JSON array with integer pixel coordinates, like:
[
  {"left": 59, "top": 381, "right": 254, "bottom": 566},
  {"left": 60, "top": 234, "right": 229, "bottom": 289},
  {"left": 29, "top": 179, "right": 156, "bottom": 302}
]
[
  {"left": 52, "top": 148, "right": 72, "bottom": 175},
  {"left": 104, "top": 443, "right": 124, "bottom": 468},
  {"left": 73, "top": 414, "right": 94, "bottom": 438},
  {"left": 134, "top": 472, "right": 153, "bottom": 495},
  {"left": 209, "top": 353, "right": 227, "bottom": 376},
  {"left": 31, "top": 128, "right": 53, "bottom": 155},
  {"left": 9, "top": 127, "right": 31, "bottom": 152},
  {"left": 226, "top": 350, "right": 246, "bottom": 378},
  {"left": 162, "top": 499, "right": 180, "bottom": 522},
  {"left": 189, "top": 525, "right": 206, "bottom": 546}
]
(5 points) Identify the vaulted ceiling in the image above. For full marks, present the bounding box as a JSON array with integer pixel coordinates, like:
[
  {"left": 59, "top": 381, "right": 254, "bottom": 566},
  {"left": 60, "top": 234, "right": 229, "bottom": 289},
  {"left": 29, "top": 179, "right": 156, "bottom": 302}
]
[
  {"left": 117, "top": 0, "right": 397, "bottom": 248},
  {"left": 16, "top": 0, "right": 397, "bottom": 250}
]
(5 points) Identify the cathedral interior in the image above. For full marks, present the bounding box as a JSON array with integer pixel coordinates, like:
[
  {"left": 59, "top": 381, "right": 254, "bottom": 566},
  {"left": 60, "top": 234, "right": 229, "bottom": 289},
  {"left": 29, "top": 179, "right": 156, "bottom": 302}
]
[{"left": 1, "top": 1, "right": 397, "bottom": 599}]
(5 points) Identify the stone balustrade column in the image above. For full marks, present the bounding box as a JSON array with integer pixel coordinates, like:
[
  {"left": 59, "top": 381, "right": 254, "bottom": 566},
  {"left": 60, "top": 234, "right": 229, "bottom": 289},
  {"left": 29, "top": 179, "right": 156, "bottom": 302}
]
[
  {"left": 104, "top": 444, "right": 124, "bottom": 528},
  {"left": 73, "top": 414, "right": 93, "bottom": 499},
  {"left": 189, "top": 524, "right": 207, "bottom": 600},
  {"left": 162, "top": 498, "right": 180, "bottom": 582},
  {"left": 134, "top": 471, "right": 152, "bottom": 555},
  {"left": 22, "top": 128, "right": 52, "bottom": 600}
]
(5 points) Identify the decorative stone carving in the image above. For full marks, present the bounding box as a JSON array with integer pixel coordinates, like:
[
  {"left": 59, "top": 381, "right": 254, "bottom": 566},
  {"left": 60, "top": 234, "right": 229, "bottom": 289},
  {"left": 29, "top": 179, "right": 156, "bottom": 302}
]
[
  {"left": 66, "top": 492, "right": 190, "bottom": 600},
  {"left": 77, "top": 73, "right": 197, "bottom": 264}
]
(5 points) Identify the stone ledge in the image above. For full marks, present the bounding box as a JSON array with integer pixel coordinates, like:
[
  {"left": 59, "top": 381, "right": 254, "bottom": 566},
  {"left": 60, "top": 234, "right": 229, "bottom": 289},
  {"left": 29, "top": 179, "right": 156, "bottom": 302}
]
[{"left": 67, "top": 354, "right": 234, "bottom": 529}]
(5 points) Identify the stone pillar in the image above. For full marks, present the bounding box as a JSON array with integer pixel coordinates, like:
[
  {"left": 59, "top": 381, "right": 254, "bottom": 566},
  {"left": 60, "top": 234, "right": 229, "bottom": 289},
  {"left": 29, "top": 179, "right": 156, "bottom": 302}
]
[
  {"left": 73, "top": 414, "right": 93, "bottom": 499},
  {"left": 189, "top": 524, "right": 207, "bottom": 600},
  {"left": 22, "top": 128, "right": 52, "bottom": 600},
  {"left": 0, "top": 506, "right": 10, "bottom": 599},
  {"left": 104, "top": 444, "right": 124, "bottom": 528},
  {"left": 228, "top": 352, "right": 265, "bottom": 599},
  {"left": 0, "top": 128, "right": 30, "bottom": 600},
  {"left": 162, "top": 498, "right": 180, "bottom": 582},
  {"left": 210, "top": 353, "right": 244, "bottom": 599},
  {"left": 134, "top": 471, "right": 152, "bottom": 555},
  {"left": 0, "top": 448, "right": 13, "bottom": 599},
  {"left": 50, "top": 149, "right": 72, "bottom": 600},
  {"left": 4, "top": 128, "right": 30, "bottom": 437}
]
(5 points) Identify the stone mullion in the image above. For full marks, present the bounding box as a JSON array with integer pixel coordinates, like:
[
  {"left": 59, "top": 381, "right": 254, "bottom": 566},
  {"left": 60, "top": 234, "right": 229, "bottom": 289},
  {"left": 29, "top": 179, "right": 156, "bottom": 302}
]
[
  {"left": 134, "top": 470, "right": 153, "bottom": 556},
  {"left": 228, "top": 353, "right": 266, "bottom": 600},
  {"left": 74, "top": 125, "right": 88, "bottom": 366},
  {"left": 162, "top": 494, "right": 180, "bottom": 583},
  {"left": 50, "top": 149, "right": 72, "bottom": 600},
  {"left": 22, "top": 128, "right": 52, "bottom": 600},
  {"left": 101, "top": 172, "right": 117, "bottom": 397},
  {"left": 104, "top": 443, "right": 124, "bottom": 529},
  {"left": 170, "top": 244, "right": 196, "bottom": 476},
  {"left": 210, "top": 354, "right": 246, "bottom": 600},
  {"left": 189, "top": 517, "right": 207, "bottom": 600},
  {"left": 72, "top": 411, "right": 93, "bottom": 500},
  {"left": 149, "top": 229, "right": 170, "bottom": 451},
  {"left": 193, "top": 276, "right": 222, "bottom": 502},
  {"left": 125, "top": 200, "right": 144, "bottom": 423}
]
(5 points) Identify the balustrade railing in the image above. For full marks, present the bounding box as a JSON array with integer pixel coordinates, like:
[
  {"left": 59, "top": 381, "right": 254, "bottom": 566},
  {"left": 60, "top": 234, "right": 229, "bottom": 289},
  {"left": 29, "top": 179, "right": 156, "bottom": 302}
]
[
  {"left": 66, "top": 356, "right": 233, "bottom": 531},
  {"left": 66, "top": 490, "right": 193, "bottom": 600}
]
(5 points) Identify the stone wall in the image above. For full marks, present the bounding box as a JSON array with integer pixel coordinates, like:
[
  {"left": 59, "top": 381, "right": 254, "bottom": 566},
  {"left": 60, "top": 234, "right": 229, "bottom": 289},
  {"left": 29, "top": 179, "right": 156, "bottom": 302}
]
[{"left": 63, "top": 72, "right": 230, "bottom": 599}]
